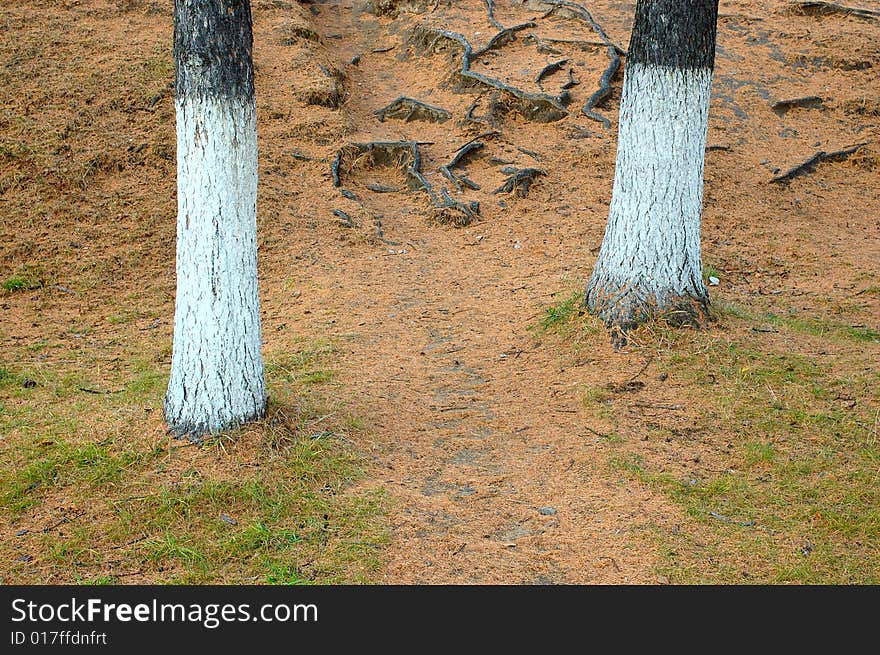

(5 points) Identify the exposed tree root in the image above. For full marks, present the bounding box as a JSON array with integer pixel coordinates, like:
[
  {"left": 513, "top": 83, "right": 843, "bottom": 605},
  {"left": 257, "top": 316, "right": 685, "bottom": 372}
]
[
  {"left": 771, "top": 95, "right": 824, "bottom": 114},
  {"left": 484, "top": 0, "right": 504, "bottom": 30},
  {"left": 333, "top": 140, "right": 480, "bottom": 227},
  {"left": 791, "top": 0, "right": 880, "bottom": 20},
  {"left": 770, "top": 142, "right": 868, "bottom": 183},
  {"left": 331, "top": 151, "right": 342, "bottom": 187},
  {"left": 526, "top": 0, "right": 622, "bottom": 50},
  {"left": 333, "top": 208, "right": 355, "bottom": 227},
  {"left": 451, "top": 135, "right": 495, "bottom": 166},
  {"left": 583, "top": 284, "right": 710, "bottom": 349},
  {"left": 525, "top": 34, "right": 564, "bottom": 55},
  {"left": 434, "top": 189, "right": 481, "bottom": 226},
  {"left": 439, "top": 138, "right": 490, "bottom": 192},
  {"left": 408, "top": 25, "right": 568, "bottom": 123},
  {"left": 276, "top": 18, "right": 321, "bottom": 45},
  {"left": 471, "top": 22, "right": 536, "bottom": 60},
  {"left": 530, "top": 35, "right": 618, "bottom": 51},
  {"left": 367, "top": 182, "right": 399, "bottom": 192},
  {"left": 516, "top": 145, "right": 541, "bottom": 161},
  {"left": 412, "top": 164, "right": 481, "bottom": 225},
  {"left": 492, "top": 167, "right": 545, "bottom": 197},
  {"left": 336, "top": 205, "right": 398, "bottom": 244},
  {"left": 525, "top": 0, "right": 624, "bottom": 128},
  {"left": 464, "top": 96, "right": 482, "bottom": 122},
  {"left": 335, "top": 141, "right": 426, "bottom": 190},
  {"left": 581, "top": 49, "right": 620, "bottom": 128},
  {"left": 440, "top": 166, "right": 480, "bottom": 191},
  {"left": 535, "top": 59, "right": 569, "bottom": 89},
  {"left": 374, "top": 96, "right": 452, "bottom": 123}
]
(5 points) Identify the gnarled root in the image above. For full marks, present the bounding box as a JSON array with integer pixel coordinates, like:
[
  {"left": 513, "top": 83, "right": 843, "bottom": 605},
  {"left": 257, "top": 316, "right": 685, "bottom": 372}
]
[{"left": 584, "top": 282, "right": 710, "bottom": 348}]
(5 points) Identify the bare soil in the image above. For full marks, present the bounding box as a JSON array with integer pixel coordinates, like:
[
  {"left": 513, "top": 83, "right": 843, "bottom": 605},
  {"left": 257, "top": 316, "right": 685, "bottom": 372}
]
[{"left": 1, "top": 0, "right": 878, "bottom": 583}]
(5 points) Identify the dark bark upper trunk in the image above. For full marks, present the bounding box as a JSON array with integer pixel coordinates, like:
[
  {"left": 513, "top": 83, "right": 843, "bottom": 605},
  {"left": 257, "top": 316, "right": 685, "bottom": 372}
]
[
  {"left": 627, "top": 0, "right": 719, "bottom": 71},
  {"left": 174, "top": 0, "right": 255, "bottom": 100}
]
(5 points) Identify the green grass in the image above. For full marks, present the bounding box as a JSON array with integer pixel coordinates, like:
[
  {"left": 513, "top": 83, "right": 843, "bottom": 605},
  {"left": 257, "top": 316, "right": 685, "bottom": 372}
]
[
  {"left": 0, "top": 339, "right": 387, "bottom": 584},
  {"left": 265, "top": 562, "right": 309, "bottom": 585},
  {"left": 2, "top": 265, "right": 44, "bottom": 292},
  {"left": 0, "top": 367, "right": 21, "bottom": 387},
  {"left": 533, "top": 288, "right": 604, "bottom": 350},
  {"left": 742, "top": 441, "right": 775, "bottom": 466},
  {"left": 702, "top": 263, "right": 721, "bottom": 283},
  {"left": 1, "top": 437, "right": 156, "bottom": 516},
  {"left": 115, "top": 452, "right": 387, "bottom": 584},
  {"left": 266, "top": 340, "right": 337, "bottom": 386},
  {"left": 606, "top": 327, "right": 880, "bottom": 583},
  {"left": 715, "top": 301, "right": 880, "bottom": 344},
  {"left": 538, "top": 290, "right": 584, "bottom": 331},
  {"left": 581, "top": 384, "right": 612, "bottom": 405}
]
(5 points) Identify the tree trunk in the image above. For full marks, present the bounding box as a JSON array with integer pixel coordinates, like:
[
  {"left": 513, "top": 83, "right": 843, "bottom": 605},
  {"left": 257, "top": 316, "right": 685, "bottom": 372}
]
[
  {"left": 584, "top": 0, "right": 719, "bottom": 343},
  {"left": 165, "top": 0, "right": 266, "bottom": 438}
]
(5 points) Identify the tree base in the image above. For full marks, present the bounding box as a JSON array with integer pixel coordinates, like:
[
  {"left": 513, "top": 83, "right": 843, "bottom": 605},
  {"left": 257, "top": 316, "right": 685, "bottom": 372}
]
[
  {"left": 584, "top": 283, "right": 710, "bottom": 349},
  {"left": 164, "top": 401, "right": 266, "bottom": 443}
]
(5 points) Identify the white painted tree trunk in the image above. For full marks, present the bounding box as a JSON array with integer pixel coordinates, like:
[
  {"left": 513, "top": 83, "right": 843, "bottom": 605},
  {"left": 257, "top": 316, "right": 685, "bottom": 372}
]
[
  {"left": 164, "top": 96, "right": 266, "bottom": 437},
  {"left": 585, "top": 63, "right": 712, "bottom": 334}
]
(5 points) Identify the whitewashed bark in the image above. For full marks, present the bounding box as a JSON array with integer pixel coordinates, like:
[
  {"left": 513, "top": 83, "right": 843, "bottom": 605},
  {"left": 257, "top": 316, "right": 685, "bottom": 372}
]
[
  {"left": 164, "top": 96, "right": 266, "bottom": 436},
  {"left": 585, "top": 63, "right": 712, "bottom": 331}
]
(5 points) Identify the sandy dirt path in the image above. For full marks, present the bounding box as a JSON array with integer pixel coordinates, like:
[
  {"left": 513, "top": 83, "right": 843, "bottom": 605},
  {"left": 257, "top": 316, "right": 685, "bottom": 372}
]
[{"left": 268, "top": 0, "right": 682, "bottom": 583}]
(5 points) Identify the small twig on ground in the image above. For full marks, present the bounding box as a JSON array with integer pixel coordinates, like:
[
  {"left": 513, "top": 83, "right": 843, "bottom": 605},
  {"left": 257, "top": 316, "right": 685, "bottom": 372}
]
[
  {"left": 112, "top": 569, "right": 147, "bottom": 578},
  {"left": 790, "top": 0, "right": 880, "bottom": 20},
  {"left": 628, "top": 356, "right": 654, "bottom": 382},
  {"left": 78, "top": 387, "right": 119, "bottom": 395},
  {"left": 631, "top": 401, "right": 683, "bottom": 410},
  {"left": 42, "top": 511, "right": 85, "bottom": 534},
  {"left": 770, "top": 142, "right": 869, "bottom": 183},
  {"left": 709, "top": 511, "right": 756, "bottom": 527},
  {"left": 599, "top": 556, "right": 621, "bottom": 571},
  {"left": 583, "top": 425, "right": 610, "bottom": 439},
  {"left": 110, "top": 535, "right": 148, "bottom": 550}
]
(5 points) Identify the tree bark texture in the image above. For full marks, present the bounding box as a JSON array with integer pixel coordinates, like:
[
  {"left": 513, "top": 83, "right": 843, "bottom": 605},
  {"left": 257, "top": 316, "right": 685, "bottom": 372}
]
[
  {"left": 585, "top": 0, "right": 720, "bottom": 341},
  {"left": 165, "top": 0, "right": 266, "bottom": 437}
]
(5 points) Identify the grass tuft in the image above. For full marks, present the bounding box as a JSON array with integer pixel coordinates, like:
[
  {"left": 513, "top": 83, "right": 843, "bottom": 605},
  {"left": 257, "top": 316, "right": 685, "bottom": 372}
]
[{"left": 0, "top": 339, "right": 387, "bottom": 584}]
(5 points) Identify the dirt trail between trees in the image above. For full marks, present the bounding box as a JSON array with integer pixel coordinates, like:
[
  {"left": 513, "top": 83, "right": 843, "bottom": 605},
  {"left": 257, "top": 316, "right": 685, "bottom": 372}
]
[
  {"left": 280, "top": 0, "right": 689, "bottom": 583},
  {"left": 267, "top": 0, "right": 878, "bottom": 583}
]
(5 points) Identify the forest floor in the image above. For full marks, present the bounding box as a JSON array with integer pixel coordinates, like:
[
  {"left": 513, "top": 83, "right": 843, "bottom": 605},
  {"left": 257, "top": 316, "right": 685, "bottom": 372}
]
[{"left": 1, "top": 0, "right": 878, "bottom": 584}]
